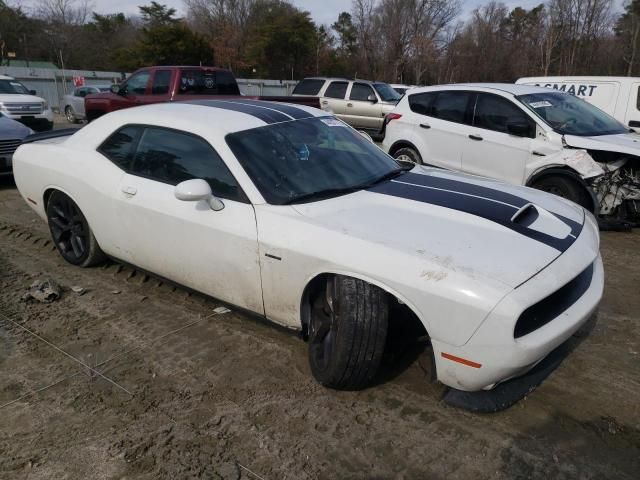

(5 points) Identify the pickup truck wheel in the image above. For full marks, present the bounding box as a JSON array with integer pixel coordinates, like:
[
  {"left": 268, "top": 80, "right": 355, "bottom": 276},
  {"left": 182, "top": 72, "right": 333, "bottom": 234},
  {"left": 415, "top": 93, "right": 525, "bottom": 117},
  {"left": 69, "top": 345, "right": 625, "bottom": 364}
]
[
  {"left": 530, "top": 174, "right": 590, "bottom": 209},
  {"left": 46, "top": 191, "right": 105, "bottom": 267},
  {"left": 393, "top": 147, "right": 422, "bottom": 165},
  {"left": 308, "top": 275, "right": 388, "bottom": 390},
  {"left": 65, "top": 106, "right": 78, "bottom": 124}
]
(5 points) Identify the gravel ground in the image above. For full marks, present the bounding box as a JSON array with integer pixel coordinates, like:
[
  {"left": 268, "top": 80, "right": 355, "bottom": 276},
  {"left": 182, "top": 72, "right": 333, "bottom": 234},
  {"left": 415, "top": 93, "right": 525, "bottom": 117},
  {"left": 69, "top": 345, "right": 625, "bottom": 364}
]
[{"left": 0, "top": 175, "right": 638, "bottom": 480}]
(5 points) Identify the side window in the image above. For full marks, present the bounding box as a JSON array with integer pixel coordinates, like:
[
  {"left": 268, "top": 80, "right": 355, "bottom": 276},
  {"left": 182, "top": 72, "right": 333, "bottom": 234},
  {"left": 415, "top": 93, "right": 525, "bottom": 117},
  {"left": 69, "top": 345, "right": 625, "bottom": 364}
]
[
  {"left": 177, "top": 70, "right": 240, "bottom": 95},
  {"left": 216, "top": 70, "right": 240, "bottom": 94},
  {"left": 292, "top": 79, "right": 325, "bottom": 95},
  {"left": 350, "top": 83, "right": 375, "bottom": 101},
  {"left": 431, "top": 91, "right": 472, "bottom": 124},
  {"left": 324, "top": 81, "right": 348, "bottom": 99},
  {"left": 75, "top": 88, "right": 86, "bottom": 97},
  {"left": 98, "top": 126, "right": 143, "bottom": 170},
  {"left": 636, "top": 86, "right": 640, "bottom": 112},
  {"left": 474, "top": 93, "right": 533, "bottom": 135},
  {"left": 131, "top": 127, "right": 245, "bottom": 202},
  {"left": 151, "top": 70, "right": 172, "bottom": 95},
  {"left": 124, "top": 71, "right": 150, "bottom": 95},
  {"left": 408, "top": 92, "right": 438, "bottom": 115}
]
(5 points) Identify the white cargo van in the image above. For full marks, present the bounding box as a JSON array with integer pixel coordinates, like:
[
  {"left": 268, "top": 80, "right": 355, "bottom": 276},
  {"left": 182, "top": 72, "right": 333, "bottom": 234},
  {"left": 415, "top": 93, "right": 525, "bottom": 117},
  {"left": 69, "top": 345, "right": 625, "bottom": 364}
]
[{"left": 517, "top": 76, "right": 640, "bottom": 131}]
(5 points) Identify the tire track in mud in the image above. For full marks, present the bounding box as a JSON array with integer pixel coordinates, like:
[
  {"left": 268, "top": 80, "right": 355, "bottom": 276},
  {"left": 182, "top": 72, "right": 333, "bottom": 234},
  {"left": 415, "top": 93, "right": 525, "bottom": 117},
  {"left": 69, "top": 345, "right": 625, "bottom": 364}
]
[{"left": 1, "top": 216, "right": 639, "bottom": 478}]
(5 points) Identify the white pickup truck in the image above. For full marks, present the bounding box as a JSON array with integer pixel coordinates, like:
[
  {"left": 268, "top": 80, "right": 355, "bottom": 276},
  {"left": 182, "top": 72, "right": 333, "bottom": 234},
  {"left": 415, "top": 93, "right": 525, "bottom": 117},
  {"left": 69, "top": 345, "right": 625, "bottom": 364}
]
[{"left": 0, "top": 75, "right": 53, "bottom": 131}]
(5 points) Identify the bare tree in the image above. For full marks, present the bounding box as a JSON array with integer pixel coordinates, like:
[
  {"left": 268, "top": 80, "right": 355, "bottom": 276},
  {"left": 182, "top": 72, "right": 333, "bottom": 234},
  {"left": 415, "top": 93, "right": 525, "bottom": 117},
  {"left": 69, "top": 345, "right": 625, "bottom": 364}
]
[{"left": 35, "top": 0, "right": 93, "bottom": 71}]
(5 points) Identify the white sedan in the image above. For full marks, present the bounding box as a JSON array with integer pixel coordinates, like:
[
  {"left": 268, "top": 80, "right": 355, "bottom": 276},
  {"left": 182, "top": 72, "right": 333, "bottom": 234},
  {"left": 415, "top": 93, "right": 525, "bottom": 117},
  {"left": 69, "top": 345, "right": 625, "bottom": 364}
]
[{"left": 13, "top": 100, "right": 603, "bottom": 408}]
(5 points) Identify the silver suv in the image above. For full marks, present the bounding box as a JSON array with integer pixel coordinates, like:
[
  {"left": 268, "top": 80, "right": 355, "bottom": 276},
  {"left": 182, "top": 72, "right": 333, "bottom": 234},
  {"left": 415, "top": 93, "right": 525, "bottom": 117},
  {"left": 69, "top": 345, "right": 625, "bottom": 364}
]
[{"left": 293, "top": 77, "right": 401, "bottom": 134}]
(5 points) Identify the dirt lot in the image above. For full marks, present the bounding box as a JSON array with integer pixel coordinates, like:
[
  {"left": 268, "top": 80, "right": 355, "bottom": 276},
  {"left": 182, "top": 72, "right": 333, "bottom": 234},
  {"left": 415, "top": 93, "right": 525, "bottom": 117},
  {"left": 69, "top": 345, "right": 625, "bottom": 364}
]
[{"left": 0, "top": 175, "right": 638, "bottom": 480}]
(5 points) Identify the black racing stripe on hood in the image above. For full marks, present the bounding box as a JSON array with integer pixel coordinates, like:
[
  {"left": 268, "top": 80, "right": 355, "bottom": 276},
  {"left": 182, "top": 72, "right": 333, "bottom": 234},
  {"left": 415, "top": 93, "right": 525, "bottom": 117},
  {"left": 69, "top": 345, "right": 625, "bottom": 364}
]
[
  {"left": 226, "top": 99, "right": 312, "bottom": 119},
  {"left": 368, "top": 172, "right": 583, "bottom": 252},
  {"left": 184, "top": 100, "right": 290, "bottom": 123}
]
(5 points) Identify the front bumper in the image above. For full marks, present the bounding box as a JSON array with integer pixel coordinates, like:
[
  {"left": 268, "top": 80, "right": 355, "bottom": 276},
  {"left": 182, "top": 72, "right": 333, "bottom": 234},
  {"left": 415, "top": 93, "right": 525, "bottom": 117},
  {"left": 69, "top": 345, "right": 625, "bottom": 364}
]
[
  {"left": 432, "top": 215, "right": 604, "bottom": 392},
  {"left": 0, "top": 155, "right": 12, "bottom": 175},
  {"left": 5, "top": 110, "right": 54, "bottom": 132}
]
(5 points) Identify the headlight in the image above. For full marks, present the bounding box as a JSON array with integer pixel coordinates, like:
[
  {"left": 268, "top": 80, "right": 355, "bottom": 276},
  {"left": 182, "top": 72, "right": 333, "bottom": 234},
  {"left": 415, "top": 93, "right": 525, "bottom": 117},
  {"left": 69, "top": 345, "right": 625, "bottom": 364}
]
[
  {"left": 0, "top": 102, "right": 5, "bottom": 111},
  {"left": 42, "top": 101, "right": 48, "bottom": 110}
]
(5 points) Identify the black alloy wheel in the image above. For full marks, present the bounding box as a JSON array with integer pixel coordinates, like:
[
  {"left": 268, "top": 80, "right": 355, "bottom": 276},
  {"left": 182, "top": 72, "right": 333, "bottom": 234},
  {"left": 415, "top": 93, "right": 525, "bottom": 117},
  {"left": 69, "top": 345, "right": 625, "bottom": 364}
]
[{"left": 46, "top": 191, "right": 104, "bottom": 266}]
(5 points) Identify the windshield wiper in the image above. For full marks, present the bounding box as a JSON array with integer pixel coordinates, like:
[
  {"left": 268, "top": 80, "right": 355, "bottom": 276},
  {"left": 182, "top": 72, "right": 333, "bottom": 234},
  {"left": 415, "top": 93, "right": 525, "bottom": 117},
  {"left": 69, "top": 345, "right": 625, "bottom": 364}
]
[
  {"left": 357, "top": 165, "right": 412, "bottom": 189},
  {"left": 283, "top": 186, "right": 363, "bottom": 205},
  {"left": 283, "top": 166, "right": 412, "bottom": 205}
]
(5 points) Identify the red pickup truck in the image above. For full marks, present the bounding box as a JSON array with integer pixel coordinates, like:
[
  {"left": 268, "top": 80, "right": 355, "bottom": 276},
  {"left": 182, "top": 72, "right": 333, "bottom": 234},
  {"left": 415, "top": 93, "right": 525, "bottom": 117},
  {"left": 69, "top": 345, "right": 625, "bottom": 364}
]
[{"left": 85, "top": 66, "right": 320, "bottom": 121}]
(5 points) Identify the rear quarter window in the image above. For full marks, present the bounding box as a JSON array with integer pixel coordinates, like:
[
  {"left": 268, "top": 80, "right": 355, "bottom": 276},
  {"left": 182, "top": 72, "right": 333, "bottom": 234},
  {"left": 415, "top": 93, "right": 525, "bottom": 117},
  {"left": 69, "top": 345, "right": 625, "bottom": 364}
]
[
  {"left": 177, "top": 70, "right": 240, "bottom": 95},
  {"left": 293, "top": 79, "right": 325, "bottom": 96},
  {"left": 97, "top": 126, "right": 143, "bottom": 170}
]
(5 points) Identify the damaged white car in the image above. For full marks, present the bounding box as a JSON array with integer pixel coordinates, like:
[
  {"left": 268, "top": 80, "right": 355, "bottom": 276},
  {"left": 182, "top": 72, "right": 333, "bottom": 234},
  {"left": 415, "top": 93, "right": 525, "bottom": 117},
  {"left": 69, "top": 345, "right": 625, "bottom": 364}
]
[
  {"left": 382, "top": 84, "right": 640, "bottom": 226},
  {"left": 13, "top": 101, "right": 603, "bottom": 411}
]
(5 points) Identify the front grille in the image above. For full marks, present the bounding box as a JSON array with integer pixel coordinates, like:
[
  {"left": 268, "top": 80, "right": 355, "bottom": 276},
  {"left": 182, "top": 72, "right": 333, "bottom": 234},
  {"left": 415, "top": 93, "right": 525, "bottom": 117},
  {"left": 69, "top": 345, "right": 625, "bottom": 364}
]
[
  {"left": 0, "top": 139, "right": 21, "bottom": 156},
  {"left": 5, "top": 102, "right": 43, "bottom": 115},
  {"left": 514, "top": 262, "right": 594, "bottom": 338}
]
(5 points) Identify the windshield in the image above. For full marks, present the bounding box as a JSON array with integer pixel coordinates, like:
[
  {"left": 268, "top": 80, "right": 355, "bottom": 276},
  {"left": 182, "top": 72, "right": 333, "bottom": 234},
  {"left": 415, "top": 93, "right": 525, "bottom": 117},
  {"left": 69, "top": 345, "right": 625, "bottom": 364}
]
[
  {"left": 0, "top": 79, "right": 30, "bottom": 95},
  {"left": 98, "top": 87, "right": 111, "bottom": 92},
  {"left": 226, "top": 117, "right": 402, "bottom": 205},
  {"left": 517, "top": 91, "right": 627, "bottom": 136},
  {"left": 373, "top": 83, "right": 402, "bottom": 103}
]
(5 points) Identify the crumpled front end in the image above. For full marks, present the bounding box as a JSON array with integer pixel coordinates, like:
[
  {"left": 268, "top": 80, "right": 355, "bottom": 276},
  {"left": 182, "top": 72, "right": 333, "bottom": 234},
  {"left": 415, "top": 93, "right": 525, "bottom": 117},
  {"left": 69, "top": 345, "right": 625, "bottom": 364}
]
[{"left": 589, "top": 158, "right": 640, "bottom": 224}]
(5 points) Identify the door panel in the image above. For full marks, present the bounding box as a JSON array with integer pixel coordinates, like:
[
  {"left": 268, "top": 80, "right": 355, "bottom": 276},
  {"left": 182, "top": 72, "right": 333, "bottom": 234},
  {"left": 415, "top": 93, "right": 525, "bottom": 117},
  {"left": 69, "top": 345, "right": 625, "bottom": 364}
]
[
  {"left": 625, "top": 83, "right": 640, "bottom": 131},
  {"left": 407, "top": 90, "right": 473, "bottom": 170},
  {"left": 139, "top": 69, "right": 173, "bottom": 104},
  {"left": 113, "top": 71, "right": 151, "bottom": 110},
  {"left": 116, "top": 175, "right": 263, "bottom": 313},
  {"left": 342, "top": 83, "right": 383, "bottom": 129},
  {"left": 320, "top": 81, "right": 349, "bottom": 116},
  {"left": 461, "top": 93, "right": 533, "bottom": 184},
  {"left": 110, "top": 125, "right": 263, "bottom": 313}
]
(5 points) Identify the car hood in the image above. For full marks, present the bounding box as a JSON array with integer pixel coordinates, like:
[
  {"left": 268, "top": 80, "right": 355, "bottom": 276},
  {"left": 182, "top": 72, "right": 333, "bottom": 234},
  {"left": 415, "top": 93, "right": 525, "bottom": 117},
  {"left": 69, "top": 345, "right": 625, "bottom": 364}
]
[
  {"left": 564, "top": 132, "right": 640, "bottom": 156},
  {"left": 292, "top": 167, "right": 585, "bottom": 289},
  {"left": 0, "top": 94, "right": 44, "bottom": 103},
  {"left": 0, "top": 115, "right": 32, "bottom": 138}
]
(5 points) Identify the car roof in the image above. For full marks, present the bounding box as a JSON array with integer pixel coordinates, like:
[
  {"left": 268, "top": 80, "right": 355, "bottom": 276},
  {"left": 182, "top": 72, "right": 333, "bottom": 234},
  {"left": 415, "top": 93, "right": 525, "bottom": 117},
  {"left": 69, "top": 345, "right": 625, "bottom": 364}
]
[
  {"left": 445, "top": 83, "right": 554, "bottom": 95},
  {"left": 301, "top": 77, "right": 390, "bottom": 85},
  {"left": 75, "top": 100, "right": 328, "bottom": 145},
  {"left": 0, "top": 75, "right": 15, "bottom": 80}
]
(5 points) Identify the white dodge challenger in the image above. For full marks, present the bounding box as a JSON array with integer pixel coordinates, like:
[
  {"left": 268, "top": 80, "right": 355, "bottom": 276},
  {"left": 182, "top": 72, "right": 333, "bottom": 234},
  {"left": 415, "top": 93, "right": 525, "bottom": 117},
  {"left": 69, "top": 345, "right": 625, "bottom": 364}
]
[{"left": 13, "top": 100, "right": 604, "bottom": 408}]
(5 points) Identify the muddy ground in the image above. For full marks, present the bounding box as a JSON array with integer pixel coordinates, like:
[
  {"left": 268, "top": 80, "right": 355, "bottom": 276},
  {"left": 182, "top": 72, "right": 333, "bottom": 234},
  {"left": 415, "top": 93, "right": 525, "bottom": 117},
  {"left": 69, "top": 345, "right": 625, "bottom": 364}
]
[{"left": 0, "top": 175, "right": 638, "bottom": 480}]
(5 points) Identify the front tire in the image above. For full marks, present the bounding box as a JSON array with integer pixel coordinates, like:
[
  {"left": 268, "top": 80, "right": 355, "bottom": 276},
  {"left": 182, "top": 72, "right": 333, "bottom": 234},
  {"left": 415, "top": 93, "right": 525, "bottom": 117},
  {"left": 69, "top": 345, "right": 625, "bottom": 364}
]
[
  {"left": 65, "top": 106, "right": 78, "bottom": 124},
  {"left": 308, "top": 275, "right": 388, "bottom": 390},
  {"left": 530, "top": 174, "right": 591, "bottom": 209},
  {"left": 46, "top": 191, "right": 105, "bottom": 267},
  {"left": 393, "top": 146, "right": 422, "bottom": 164}
]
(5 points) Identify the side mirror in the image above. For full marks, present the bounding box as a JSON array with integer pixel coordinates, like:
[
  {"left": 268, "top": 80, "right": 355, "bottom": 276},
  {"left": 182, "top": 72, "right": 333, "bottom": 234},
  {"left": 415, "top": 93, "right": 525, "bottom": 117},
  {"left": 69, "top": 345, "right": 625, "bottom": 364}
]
[
  {"left": 174, "top": 179, "right": 224, "bottom": 211},
  {"left": 29, "top": 89, "right": 37, "bottom": 95},
  {"left": 367, "top": 94, "right": 378, "bottom": 103},
  {"left": 111, "top": 84, "right": 124, "bottom": 95},
  {"left": 506, "top": 121, "right": 532, "bottom": 137}
]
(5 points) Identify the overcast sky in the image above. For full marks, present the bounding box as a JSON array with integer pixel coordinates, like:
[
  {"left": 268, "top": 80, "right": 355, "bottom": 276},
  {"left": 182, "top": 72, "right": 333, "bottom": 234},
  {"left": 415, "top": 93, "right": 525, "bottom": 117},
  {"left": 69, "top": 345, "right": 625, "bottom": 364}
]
[{"left": 18, "top": 0, "right": 625, "bottom": 26}]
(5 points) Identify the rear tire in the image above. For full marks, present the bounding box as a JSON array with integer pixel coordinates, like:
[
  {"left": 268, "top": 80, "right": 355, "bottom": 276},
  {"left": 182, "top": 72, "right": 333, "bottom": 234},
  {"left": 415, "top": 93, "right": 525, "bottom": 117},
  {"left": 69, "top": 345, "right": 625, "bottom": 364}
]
[
  {"left": 308, "top": 275, "right": 388, "bottom": 390},
  {"left": 46, "top": 191, "right": 105, "bottom": 267},
  {"left": 393, "top": 147, "right": 422, "bottom": 165},
  {"left": 530, "top": 174, "right": 591, "bottom": 209}
]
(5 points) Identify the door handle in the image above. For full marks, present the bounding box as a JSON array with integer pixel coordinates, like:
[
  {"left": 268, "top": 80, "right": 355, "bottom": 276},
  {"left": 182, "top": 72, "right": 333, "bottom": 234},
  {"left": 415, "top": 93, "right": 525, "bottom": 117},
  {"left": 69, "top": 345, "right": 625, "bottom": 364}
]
[
  {"left": 532, "top": 151, "right": 546, "bottom": 157},
  {"left": 468, "top": 134, "right": 483, "bottom": 141},
  {"left": 121, "top": 186, "right": 137, "bottom": 196},
  {"left": 347, "top": 103, "right": 353, "bottom": 107},
  {"left": 321, "top": 100, "right": 328, "bottom": 105},
  {"left": 419, "top": 123, "right": 431, "bottom": 129}
]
